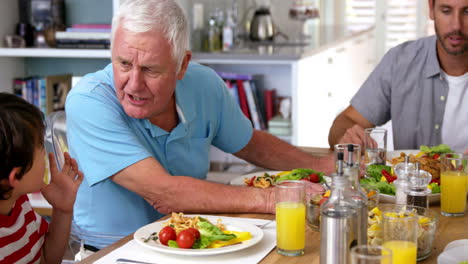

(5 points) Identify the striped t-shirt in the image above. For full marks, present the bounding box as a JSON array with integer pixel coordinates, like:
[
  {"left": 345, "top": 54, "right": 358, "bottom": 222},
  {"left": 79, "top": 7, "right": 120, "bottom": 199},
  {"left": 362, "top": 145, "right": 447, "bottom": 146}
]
[{"left": 0, "top": 195, "right": 49, "bottom": 264}]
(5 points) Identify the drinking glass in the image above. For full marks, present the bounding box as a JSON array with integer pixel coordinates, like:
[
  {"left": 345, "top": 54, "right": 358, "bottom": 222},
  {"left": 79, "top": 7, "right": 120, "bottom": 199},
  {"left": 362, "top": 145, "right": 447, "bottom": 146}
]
[
  {"left": 276, "top": 180, "right": 306, "bottom": 256},
  {"left": 382, "top": 208, "right": 418, "bottom": 264},
  {"left": 440, "top": 153, "right": 468, "bottom": 217},
  {"left": 364, "top": 128, "right": 387, "bottom": 168},
  {"left": 351, "top": 245, "right": 392, "bottom": 264},
  {"left": 360, "top": 183, "right": 379, "bottom": 211}
]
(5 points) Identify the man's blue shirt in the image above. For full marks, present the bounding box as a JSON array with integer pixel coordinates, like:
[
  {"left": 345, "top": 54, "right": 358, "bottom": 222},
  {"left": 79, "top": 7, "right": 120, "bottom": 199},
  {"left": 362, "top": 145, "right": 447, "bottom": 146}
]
[{"left": 66, "top": 62, "right": 253, "bottom": 247}]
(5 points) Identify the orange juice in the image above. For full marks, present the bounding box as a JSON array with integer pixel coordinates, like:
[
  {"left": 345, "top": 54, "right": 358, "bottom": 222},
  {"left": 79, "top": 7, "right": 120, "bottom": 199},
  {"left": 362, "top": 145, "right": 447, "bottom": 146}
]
[
  {"left": 383, "top": 240, "right": 417, "bottom": 264},
  {"left": 276, "top": 202, "right": 305, "bottom": 251},
  {"left": 441, "top": 171, "right": 468, "bottom": 214}
]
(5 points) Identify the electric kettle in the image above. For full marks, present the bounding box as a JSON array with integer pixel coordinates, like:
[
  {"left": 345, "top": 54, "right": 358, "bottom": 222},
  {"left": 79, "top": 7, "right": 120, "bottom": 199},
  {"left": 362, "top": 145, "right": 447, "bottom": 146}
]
[{"left": 249, "top": 7, "right": 275, "bottom": 41}]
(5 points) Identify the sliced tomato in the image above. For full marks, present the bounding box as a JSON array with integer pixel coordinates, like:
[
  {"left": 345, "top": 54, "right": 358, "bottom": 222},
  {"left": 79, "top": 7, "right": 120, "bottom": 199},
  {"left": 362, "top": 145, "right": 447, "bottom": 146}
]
[{"left": 309, "top": 173, "right": 319, "bottom": 183}]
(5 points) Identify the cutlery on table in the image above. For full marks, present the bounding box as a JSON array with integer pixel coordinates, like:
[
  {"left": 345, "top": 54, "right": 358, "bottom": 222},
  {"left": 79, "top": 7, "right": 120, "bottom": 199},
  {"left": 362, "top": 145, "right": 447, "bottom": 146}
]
[
  {"left": 116, "top": 258, "right": 158, "bottom": 264},
  {"left": 256, "top": 220, "right": 274, "bottom": 229}
]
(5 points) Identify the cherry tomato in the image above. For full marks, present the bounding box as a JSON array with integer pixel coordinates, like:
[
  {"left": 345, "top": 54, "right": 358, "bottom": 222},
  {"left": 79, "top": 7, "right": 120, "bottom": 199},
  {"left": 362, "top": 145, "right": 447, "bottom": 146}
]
[
  {"left": 176, "top": 229, "right": 196, "bottom": 249},
  {"left": 186, "top": 227, "right": 200, "bottom": 240},
  {"left": 159, "top": 226, "right": 176, "bottom": 246},
  {"left": 309, "top": 173, "right": 319, "bottom": 183},
  {"left": 318, "top": 197, "right": 328, "bottom": 205}
]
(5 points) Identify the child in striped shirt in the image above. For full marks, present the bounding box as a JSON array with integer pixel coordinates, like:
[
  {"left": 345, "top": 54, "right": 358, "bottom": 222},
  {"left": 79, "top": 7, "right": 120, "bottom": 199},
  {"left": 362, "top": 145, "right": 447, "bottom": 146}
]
[{"left": 0, "top": 93, "right": 83, "bottom": 264}]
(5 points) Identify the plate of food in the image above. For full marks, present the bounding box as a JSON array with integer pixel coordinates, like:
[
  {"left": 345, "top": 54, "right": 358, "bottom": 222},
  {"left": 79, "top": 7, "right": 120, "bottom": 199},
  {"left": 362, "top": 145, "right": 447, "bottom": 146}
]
[
  {"left": 230, "top": 169, "right": 329, "bottom": 188},
  {"left": 360, "top": 144, "right": 453, "bottom": 204},
  {"left": 134, "top": 213, "right": 263, "bottom": 256}
]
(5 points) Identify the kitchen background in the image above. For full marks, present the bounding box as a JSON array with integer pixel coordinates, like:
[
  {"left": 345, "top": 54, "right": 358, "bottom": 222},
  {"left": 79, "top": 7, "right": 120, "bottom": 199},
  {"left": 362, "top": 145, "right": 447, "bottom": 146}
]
[{"left": 0, "top": 0, "right": 434, "bottom": 171}]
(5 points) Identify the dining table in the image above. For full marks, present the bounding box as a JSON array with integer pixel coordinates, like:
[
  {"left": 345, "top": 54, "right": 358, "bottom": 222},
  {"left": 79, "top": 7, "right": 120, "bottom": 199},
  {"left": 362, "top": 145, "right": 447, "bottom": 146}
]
[{"left": 77, "top": 147, "right": 468, "bottom": 264}]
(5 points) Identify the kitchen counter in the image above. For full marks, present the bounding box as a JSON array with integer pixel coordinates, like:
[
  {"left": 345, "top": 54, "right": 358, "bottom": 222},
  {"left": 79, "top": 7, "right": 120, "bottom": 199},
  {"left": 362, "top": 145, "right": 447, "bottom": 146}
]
[{"left": 192, "top": 25, "right": 374, "bottom": 63}]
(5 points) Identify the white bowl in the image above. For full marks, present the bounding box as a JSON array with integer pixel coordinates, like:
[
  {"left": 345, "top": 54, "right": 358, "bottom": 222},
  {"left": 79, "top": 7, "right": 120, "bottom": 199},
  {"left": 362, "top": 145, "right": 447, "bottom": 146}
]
[
  {"left": 437, "top": 245, "right": 468, "bottom": 264},
  {"left": 444, "top": 239, "right": 468, "bottom": 252}
]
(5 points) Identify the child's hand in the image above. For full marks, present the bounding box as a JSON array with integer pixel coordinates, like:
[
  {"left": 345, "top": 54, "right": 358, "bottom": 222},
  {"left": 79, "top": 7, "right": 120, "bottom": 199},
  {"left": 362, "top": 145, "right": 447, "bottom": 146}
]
[{"left": 41, "top": 152, "right": 84, "bottom": 214}]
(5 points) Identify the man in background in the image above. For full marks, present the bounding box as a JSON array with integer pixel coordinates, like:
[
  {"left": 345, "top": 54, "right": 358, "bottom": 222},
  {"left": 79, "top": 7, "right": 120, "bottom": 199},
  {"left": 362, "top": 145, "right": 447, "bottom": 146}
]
[{"left": 328, "top": 0, "right": 468, "bottom": 152}]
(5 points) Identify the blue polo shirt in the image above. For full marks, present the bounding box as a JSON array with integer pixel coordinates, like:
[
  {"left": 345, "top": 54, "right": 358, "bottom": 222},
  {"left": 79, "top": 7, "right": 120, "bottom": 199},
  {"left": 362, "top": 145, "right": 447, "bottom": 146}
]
[{"left": 66, "top": 63, "right": 253, "bottom": 247}]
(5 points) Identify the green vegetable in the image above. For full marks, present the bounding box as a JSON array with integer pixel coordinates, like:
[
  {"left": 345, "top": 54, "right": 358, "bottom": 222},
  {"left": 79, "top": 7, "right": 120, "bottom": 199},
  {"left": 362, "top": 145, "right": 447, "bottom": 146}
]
[
  {"left": 429, "top": 183, "right": 441, "bottom": 194},
  {"left": 458, "top": 261, "right": 468, "bottom": 264},
  {"left": 191, "top": 217, "right": 236, "bottom": 249},
  {"left": 275, "top": 168, "right": 325, "bottom": 183},
  {"left": 360, "top": 177, "right": 396, "bottom": 195},
  {"left": 366, "top": 164, "right": 392, "bottom": 181},
  {"left": 420, "top": 144, "right": 453, "bottom": 155},
  {"left": 168, "top": 240, "right": 179, "bottom": 248}
]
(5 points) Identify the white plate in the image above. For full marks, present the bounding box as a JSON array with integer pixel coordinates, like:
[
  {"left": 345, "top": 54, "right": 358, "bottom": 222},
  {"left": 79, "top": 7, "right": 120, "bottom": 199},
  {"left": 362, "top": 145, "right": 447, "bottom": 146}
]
[
  {"left": 386, "top": 149, "right": 420, "bottom": 161},
  {"left": 229, "top": 171, "right": 282, "bottom": 186},
  {"left": 134, "top": 215, "right": 263, "bottom": 256},
  {"left": 230, "top": 171, "right": 331, "bottom": 186},
  {"left": 437, "top": 245, "right": 468, "bottom": 264},
  {"left": 379, "top": 193, "right": 440, "bottom": 204}
]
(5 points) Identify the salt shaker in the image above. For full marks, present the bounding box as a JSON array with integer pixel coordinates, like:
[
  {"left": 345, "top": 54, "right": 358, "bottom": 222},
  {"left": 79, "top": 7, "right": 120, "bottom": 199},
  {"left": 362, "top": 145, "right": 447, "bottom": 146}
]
[
  {"left": 320, "top": 152, "right": 358, "bottom": 264},
  {"left": 393, "top": 156, "right": 416, "bottom": 205}
]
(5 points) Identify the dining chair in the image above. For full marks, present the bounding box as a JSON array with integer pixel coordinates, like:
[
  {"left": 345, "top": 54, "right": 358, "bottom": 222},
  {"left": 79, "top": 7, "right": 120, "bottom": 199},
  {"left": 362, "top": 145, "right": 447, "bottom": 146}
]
[{"left": 45, "top": 110, "right": 125, "bottom": 261}]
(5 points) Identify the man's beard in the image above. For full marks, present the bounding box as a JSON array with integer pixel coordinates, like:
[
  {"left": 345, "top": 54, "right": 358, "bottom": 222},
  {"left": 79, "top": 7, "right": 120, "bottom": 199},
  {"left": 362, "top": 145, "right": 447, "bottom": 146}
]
[{"left": 435, "top": 25, "right": 468, "bottom": 56}]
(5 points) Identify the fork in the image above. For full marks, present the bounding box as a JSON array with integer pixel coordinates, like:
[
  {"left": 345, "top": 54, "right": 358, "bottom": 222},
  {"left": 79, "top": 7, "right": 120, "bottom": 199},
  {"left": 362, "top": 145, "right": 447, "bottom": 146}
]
[
  {"left": 255, "top": 220, "right": 274, "bottom": 229},
  {"left": 116, "top": 258, "right": 158, "bottom": 264}
]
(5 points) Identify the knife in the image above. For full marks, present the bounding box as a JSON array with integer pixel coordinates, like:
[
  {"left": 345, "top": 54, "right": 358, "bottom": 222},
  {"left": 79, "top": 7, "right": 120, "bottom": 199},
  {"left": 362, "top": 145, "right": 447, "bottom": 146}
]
[{"left": 115, "top": 258, "right": 158, "bottom": 264}]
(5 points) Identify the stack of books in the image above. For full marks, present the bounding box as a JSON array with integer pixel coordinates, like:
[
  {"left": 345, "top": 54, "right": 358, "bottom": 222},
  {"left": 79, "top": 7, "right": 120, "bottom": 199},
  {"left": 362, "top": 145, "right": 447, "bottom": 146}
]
[
  {"left": 13, "top": 74, "right": 72, "bottom": 114},
  {"left": 217, "top": 72, "right": 278, "bottom": 132},
  {"left": 55, "top": 24, "right": 111, "bottom": 49}
]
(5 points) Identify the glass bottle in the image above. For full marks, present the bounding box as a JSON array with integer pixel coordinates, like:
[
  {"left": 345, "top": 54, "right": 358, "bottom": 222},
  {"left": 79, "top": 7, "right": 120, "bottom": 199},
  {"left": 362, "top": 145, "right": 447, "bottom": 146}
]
[
  {"left": 320, "top": 153, "right": 358, "bottom": 264},
  {"left": 342, "top": 144, "right": 368, "bottom": 246},
  {"left": 204, "top": 15, "right": 221, "bottom": 52}
]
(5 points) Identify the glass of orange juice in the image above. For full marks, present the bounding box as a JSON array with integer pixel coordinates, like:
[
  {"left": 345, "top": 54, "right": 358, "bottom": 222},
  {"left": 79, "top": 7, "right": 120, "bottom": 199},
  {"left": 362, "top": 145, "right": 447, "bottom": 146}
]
[
  {"left": 440, "top": 153, "right": 468, "bottom": 217},
  {"left": 382, "top": 208, "right": 418, "bottom": 264},
  {"left": 275, "top": 180, "right": 306, "bottom": 256},
  {"left": 351, "top": 245, "right": 392, "bottom": 264}
]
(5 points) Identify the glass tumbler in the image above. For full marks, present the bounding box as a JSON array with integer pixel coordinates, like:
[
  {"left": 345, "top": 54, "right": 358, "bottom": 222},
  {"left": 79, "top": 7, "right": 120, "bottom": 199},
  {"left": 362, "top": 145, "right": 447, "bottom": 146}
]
[
  {"left": 276, "top": 180, "right": 306, "bottom": 256},
  {"left": 382, "top": 208, "right": 418, "bottom": 264},
  {"left": 440, "top": 153, "right": 468, "bottom": 217},
  {"left": 364, "top": 128, "right": 387, "bottom": 168},
  {"left": 351, "top": 245, "right": 392, "bottom": 264}
]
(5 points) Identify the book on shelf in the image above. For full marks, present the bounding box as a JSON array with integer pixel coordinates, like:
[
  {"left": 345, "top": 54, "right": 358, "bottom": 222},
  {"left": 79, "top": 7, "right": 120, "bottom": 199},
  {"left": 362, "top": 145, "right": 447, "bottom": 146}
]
[
  {"left": 216, "top": 72, "right": 271, "bottom": 130},
  {"left": 12, "top": 74, "right": 72, "bottom": 115},
  {"left": 268, "top": 115, "right": 292, "bottom": 136},
  {"left": 264, "top": 89, "right": 277, "bottom": 122},
  {"left": 71, "top": 24, "right": 112, "bottom": 29},
  {"left": 55, "top": 31, "right": 111, "bottom": 40}
]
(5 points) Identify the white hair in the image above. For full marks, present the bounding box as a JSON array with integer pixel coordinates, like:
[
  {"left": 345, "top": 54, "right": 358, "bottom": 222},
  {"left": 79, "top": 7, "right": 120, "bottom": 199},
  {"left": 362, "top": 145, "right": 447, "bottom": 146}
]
[{"left": 111, "top": 0, "right": 189, "bottom": 71}]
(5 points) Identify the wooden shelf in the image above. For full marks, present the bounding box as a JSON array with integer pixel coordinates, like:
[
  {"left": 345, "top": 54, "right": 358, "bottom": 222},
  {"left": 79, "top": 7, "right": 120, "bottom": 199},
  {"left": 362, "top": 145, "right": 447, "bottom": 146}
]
[{"left": 0, "top": 48, "right": 110, "bottom": 59}]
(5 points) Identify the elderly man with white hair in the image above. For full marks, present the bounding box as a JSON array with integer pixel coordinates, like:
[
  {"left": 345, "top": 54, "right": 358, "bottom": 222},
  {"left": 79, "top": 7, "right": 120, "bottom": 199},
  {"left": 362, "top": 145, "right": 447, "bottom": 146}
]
[{"left": 66, "top": 0, "right": 333, "bottom": 253}]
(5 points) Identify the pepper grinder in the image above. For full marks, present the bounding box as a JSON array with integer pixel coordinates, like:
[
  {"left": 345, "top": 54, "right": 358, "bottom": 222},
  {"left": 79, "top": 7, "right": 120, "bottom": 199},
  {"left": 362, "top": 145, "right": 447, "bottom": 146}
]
[{"left": 406, "top": 163, "right": 432, "bottom": 211}]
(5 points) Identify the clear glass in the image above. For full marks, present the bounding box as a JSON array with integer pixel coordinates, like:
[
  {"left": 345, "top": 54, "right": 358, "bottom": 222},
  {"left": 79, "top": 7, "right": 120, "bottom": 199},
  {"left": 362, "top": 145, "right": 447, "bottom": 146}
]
[
  {"left": 360, "top": 183, "right": 379, "bottom": 211},
  {"left": 440, "top": 153, "right": 468, "bottom": 217},
  {"left": 335, "top": 143, "right": 362, "bottom": 167},
  {"left": 275, "top": 180, "right": 305, "bottom": 256},
  {"left": 306, "top": 189, "right": 325, "bottom": 231},
  {"left": 351, "top": 245, "right": 392, "bottom": 264},
  {"left": 382, "top": 207, "right": 418, "bottom": 264},
  {"left": 364, "top": 128, "right": 387, "bottom": 168}
]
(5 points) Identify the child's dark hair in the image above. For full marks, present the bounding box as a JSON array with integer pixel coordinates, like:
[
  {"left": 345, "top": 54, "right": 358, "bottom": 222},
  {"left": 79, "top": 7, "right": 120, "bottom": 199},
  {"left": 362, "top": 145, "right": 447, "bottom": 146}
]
[{"left": 0, "top": 93, "right": 45, "bottom": 200}]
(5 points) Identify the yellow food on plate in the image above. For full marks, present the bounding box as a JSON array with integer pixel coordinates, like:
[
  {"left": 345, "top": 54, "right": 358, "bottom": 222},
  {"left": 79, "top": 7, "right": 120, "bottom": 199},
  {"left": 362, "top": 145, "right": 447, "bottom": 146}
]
[
  {"left": 390, "top": 152, "right": 440, "bottom": 179},
  {"left": 207, "top": 231, "right": 252, "bottom": 248},
  {"left": 162, "top": 212, "right": 225, "bottom": 234}
]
